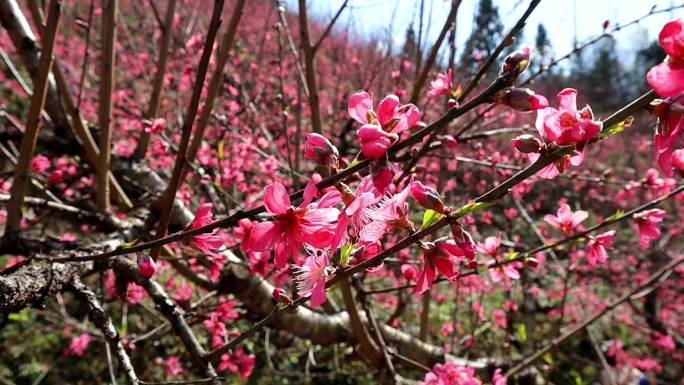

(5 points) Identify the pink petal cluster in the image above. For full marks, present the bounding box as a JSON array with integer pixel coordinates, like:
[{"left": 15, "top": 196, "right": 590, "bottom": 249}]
[
  {"left": 418, "top": 362, "right": 482, "bottom": 385},
  {"left": 536, "top": 88, "right": 602, "bottom": 147},
  {"left": 427, "top": 69, "right": 453, "bottom": 98},
  {"left": 585, "top": 230, "right": 615, "bottom": 266},
  {"left": 543, "top": 203, "right": 588, "bottom": 235},
  {"left": 190, "top": 203, "right": 223, "bottom": 256},
  {"left": 67, "top": 333, "right": 92, "bottom": 356},
  {"left": 293, "top": 247, "right": 332, "bottom": 307},
  {"left": 359, "top": 186, "right": 411, "bottom": 243},
  {"left": 416, "top": 238, "right": 469, "bottom": 294},
  {"left": 247, "top": 182, "right": 339, "bottom": 267},
  {"left": 144, "top": 117, "right": 167, "bottom": 134},
  {"left": 647, "top": 19, "right": 684, "bottom": 98},
  {"left": 651, "top": 99, "right": 684, "bottom": 176},
  {"left": 478, "top": 235, "right": 521, "bottom": 282},
  {"left": 349, "top": 91, "right": 420, "bottom": 159},
  {"left": 633, "top": 209, "right": 667, "bottom": 249},
  {"left": 30, "top": 155, "right": 51, "bottom": 173},
  {"left": 218, "top": 348, "right": 255, "bottom": 379}
]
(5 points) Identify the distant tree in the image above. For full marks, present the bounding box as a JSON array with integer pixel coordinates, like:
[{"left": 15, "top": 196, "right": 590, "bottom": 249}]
[
  {"left": 534, "top": 23, "right": 552, "bottom": 73},
  {"left": 459, "top": 0, "right": 503, "bottom": 77}
]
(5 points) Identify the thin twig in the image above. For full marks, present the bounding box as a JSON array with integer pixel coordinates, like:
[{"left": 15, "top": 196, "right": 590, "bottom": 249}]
[{"left": 5, "top": 0, "right": 60, "bottom": 235}]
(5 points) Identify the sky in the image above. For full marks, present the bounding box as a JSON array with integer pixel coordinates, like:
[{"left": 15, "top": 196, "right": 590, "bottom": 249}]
[{"left": 288, "top": 0, "right": 684, "bottom": 65}]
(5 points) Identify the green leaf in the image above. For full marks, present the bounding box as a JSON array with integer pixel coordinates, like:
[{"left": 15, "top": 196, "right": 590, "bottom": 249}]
[
  {"left": 454, "top": 201, "right": 494, "bottom": 217},
  {"left": 421, "top": 209, "right": 443, "bottom": 228},
  {"left": 340, "top": 242, "right": 353, "bottom": 267},
  {"left": 121, "top": 240, "right": 139, "bottom": 249},
  {"left": 8, "top": 310, "right": 29, "bottom": 321},
  {"left": 542, "top": 352, "right": 554, "bottom": 365},
  {"left": 504, "top": 251, "right": 519, "bottom": 261},
  {"left": 517, "top": 323, "right": 527, "bottom": 342},
  {"left": 605, "top": 209, "right": 624, "bottom": 222},
  {"left": 598, "top": 119, "right": 626, "bottom": 140}
]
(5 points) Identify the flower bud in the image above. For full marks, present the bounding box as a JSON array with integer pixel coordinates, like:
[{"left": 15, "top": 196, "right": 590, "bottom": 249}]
[
  {"left": 370, "top": 162, "right": 394, "bottom": 193},
  {"left": 450, "top": 224, "right": 477, "bottom": 260},
  {"left": 410, "top": 180, "right": 445, "bottom": 212},
  {"left": 400, "top": 264, "right": 417, "bottom": 281},
  {"left": 673, "top": 149, "right": 684, "bottom": 175},
  {"left": 272, "top": 288, "right": 292, "bottom": 305},
  {"left": 137, "top": 255, "right": 157, "bottom": 278},
  {"left": 304, "top": 133, "right": 339, "bottom": 167},
  {"left": 49, "top": 169, "right": 64, "bottom": 184},
  {"left": 447, "top": 98, "right": 458, "bottom": 108},
  {"left": 499, "top": 88, "right": 549, "bottom": 112},
  {"left": 511, "top": 134, "right": 542, "bottom": 153},
  {"left": 501, "top": 46, "right": 531, "bottom": 77}
]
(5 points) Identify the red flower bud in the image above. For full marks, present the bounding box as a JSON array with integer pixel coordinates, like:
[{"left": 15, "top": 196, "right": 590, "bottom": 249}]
[
  {"left": 673, "top": 149, "right": 684, "bottom": 175},
  {"left": 410, "top": 180, "right": 445, "bottom": 212},
  {"left": 49, "top": 169, "right": 64, "bottom": 184},
  {"left": 304, "top": 133, "right": 339, "bottom": 167},
  {"left": 501, "top": 46, "right": 531, "bottom": 77},
  {"left": 137, "top": 255, "right": 157, "bottom": 278},
  {"left": 511, "top": 134, "right": 542, "bottom": 153},
  {"left": 272, "top": 288, "right": 292, "bottom": 305},
  {"left": 499, "top": 88, "right": 549, "bottom": 112},
  {"left": 447, "top": 98, "right": 458, "bottom": 108},
  {"left": 450, "top": 224, "right": 477, "bottom": 260}
]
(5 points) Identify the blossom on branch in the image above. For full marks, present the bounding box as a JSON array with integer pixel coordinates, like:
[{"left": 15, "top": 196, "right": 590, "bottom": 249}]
[
  {"left": 633, "top": 209, "right": 667, "bottom": 250},
  {"left": 543, "top": 203, "right": 588, "bottom": 235},
  {"left": 647, "top": 18, "right": 684, "bottom": 98},
  {"left": 248, "top": 182, "right": 339, "bottom": 267}
]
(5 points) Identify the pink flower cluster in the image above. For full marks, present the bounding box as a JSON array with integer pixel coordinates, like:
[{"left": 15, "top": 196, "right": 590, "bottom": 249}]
[
  {"left": 418, "top": 362, "right": 482, "bottom": 385},
  {"left": 349, "top": 91, "right": 420, "bottom": 159},
  {"left": 647, "top": 19, "right": 684, "bottom": 98}
]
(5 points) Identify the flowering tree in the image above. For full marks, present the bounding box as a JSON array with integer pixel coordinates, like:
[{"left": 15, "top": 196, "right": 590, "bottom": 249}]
[{"left": 0, "top": 0, "right": 683, "bottom": 384}]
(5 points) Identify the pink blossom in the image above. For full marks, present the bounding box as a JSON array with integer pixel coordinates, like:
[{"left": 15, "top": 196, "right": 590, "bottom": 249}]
[
  {"left": 359, "top": 186, "right": 411, "bottom": 243},
  {"left": 30, "top": 155, "right": 50, "bottom": 173},
  {"left": 416, "top": 238, "right": 466, "bottom": 294},
  {"left": 488, "top": 260, "right": 521, "bottom": 283},
  {"left": 401, "top": 263, "right": 417, "bottom": 281},
  {"left": 544, "top": 203, "right": 588, "bottom": 235},
  {"left": 477, "top": 235, "right": 501, "bottom": 257},
  {"left": 672, "top": 148, "right": 684, "bottom": 173},
  {"left": 67, "top": 333, "right": 91, "bottom": 356},
  {"left": 585, "top": 230, "right": 615, "bottom": 266},
  {"left": 451, "top": 224, "right": 477, "bottom": 260},
  {"left": 418, "top": 362, "right": 482, "bottom": 385},
  {"left": 357, "top": 124, "right": 395, "bottom": 159},
  {"left": 144, "top": 117, "right": 167, "bottom": 134},
  {"left": 633, "top": 208, "right": 667, "bottom": 249},
  {"left": 492, "top": 309, "right": 507, "bottom": 329},
  {"left": 427, "top": 69, "right": 453, "bottom": 98},
  {"left": 650, "top": 99, "right": 683, "bottom": 176},
  {"left": 248, "top": 182, "right": 339, "bottom": 267},
  {"left": 536, "top": 88, "right": 602, "bottom": 147},
  {"left": 653, "top": 332, "right": 676, "bottom": 352},
  {"left": 162, "top": 356, "right": 184, "bottom": 376},
  {"left": 349, "top": 91, "right": 420, "bottom": 158},
  {"left": 189, "top": 203, "right": 223, "bottom": 256},
  {"left": 137, "top": 254, "right": 157, "bottom": 278},
  {"left": 348, "top": 91, "right": 420, "bottom": 133},
  {"left": 218, "top": 348, "right": 255, "bottom": 379},
  {"left": 492, "top": 368, "right": 507, "bottom": 385},
  {"left": 292, "top": 247, "right": 332, "bottom": 307},
  {"left": 647, "top": 19, "right": 684, "bottom": 98}
]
